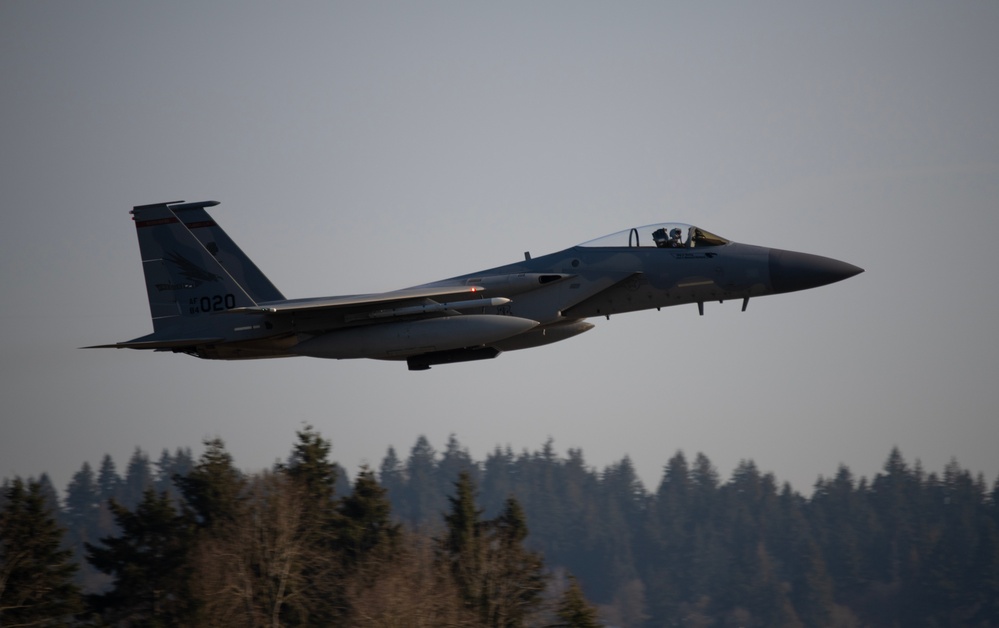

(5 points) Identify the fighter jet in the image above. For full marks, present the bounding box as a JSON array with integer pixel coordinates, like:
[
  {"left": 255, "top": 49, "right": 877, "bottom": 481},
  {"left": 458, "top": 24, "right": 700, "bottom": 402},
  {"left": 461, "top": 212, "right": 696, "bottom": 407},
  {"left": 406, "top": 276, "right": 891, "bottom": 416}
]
[{"left": 87, "top": 200, "right": 863, "bottom": 370}]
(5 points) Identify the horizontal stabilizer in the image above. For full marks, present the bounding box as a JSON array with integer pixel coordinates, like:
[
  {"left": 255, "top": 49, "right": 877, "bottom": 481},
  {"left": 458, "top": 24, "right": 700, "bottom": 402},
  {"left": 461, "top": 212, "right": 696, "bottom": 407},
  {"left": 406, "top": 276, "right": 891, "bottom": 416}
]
[{"left": 83, "top": 337, "right": 223, "bottom": 350}]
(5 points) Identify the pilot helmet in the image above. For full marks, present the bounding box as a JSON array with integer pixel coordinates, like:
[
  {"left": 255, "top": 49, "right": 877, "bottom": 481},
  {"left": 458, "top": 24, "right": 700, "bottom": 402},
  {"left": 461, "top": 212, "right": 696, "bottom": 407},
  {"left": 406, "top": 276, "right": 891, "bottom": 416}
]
[{"left": 670, "top": 228, "right": 682, "bottom": 238}]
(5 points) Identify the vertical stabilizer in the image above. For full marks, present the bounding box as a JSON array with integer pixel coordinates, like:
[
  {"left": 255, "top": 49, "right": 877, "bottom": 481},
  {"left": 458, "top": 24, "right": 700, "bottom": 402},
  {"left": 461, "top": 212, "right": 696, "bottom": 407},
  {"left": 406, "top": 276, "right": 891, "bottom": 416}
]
[
  {"left": 171, "top": 201, "right": 285, "bottom": 302},
  {"left": 131, "top": 201, "right": 257, "bottom": 332}
]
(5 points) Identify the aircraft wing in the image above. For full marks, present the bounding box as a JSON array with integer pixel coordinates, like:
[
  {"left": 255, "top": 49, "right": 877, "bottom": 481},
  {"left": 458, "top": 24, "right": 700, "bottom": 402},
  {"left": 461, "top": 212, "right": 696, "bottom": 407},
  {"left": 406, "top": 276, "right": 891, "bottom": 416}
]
[
  {"left": 230, "top": 285, "right": 490, "bottom": 315},
  {"left": 85, "top": 285, "right": 508, "bottom": 351}
]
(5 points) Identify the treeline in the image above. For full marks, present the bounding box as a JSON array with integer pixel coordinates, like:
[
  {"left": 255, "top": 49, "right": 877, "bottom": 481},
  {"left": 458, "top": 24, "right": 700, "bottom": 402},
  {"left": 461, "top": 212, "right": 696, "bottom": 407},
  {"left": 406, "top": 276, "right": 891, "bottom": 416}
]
[
  {"left": 3, "top": 432, "right": 999, "bottom": 627},
  {"left": 1, "top": 428, "right": 598, "bottom": 627},
  {"left": 378, "top": 438, "right": 999, "bottom": 627}
]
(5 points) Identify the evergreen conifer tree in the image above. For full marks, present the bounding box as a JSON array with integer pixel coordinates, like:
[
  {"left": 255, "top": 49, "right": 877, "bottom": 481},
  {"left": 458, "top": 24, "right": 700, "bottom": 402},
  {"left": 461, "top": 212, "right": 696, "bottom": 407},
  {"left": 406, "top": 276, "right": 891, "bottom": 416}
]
[
  {"left": 642, "top": 451, "right": 691, "bottom": 623},
  {"left": 35, "top": 473, "right": 62, "bottom": 517},
  {"left": 378, "top": 445, "right": 405, "bottom": 507},
  {"left": 62, "top": 461, "right": 109, "bottom": 593},
  {"left": 481, "top": 446, "right": 516, "bottom": 517},
  {"left": 969, "top": 517, "right": 999, "bottom": 625},
  {"left": 439, "top": 470, "right": 485, "bottom": 612},
  {"left": 276, "top": 426, "right": 342, "bottom": 625},
  {"left": 96, "top": 453, "right": 120, "bottom": 504},
  {"left": 553, "top": 575, "right": 601, "bottom": 627},
  {"left": 439, "top": 472, "right": 548, "bottom": 627},
  {"left": 483, "top": 496, "right": 546, "bottom": 626},
  {"left": 64, "top": 462, "right": 99, "bottom": 533},
  {"left": 286, "top": 425, "right": 338, "bottom": 508},
  {"left": 120, "top": 447, "right": 154, "bottom": 509},
  {"left": 439, "top": 435, "right": 477, "bottom": 488},
  {"left": 0, "top": 478, "right": 82, "bottom": 625},
  {"left": 336, "top": 467, "right": 401, "bottom": 569},
  {"left": 155, "top": 447, "right": 194, "bottom": 500},
  {"left": 86, "top": 488, "right": 196, "bottom": 626},
  {"left": 404, "top": 435, "right": 441, "bottom": 525},
  {"left": 174, "top": 437, "right": 245, "bottom": 530}
]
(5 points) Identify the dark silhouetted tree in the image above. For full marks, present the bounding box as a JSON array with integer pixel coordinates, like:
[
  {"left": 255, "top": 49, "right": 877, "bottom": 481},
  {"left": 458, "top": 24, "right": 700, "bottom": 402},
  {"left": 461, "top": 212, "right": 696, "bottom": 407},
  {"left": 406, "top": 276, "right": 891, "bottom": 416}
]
[
  {"left": 96, "top": 454, "right": 120, "bottom": 505},
  {"left": 86, "top": 488, "right": 196, "bottom": 626},
  {"left": 64, "top": 463, "right": 98, "bottom": 530},
  {"left": 482, "top": 496, "right": 546, "bottom": 626},
  {"left": 174, "top": 437, "right": 245, "bottom": 530},
  {"left": 439, "top": 470, "right": 485, "bottom": 613},
  {"left": 0, "top": 478, "right": 82, "bottom": 625},
  {"left": 402, "top": 435, "right": 441, "bottom": 525},
  {"left": 62, "top": 461, "right": 110, "bottom": 593},
  {"left": 378, "top": 445, "right": 405, "bottom": 507},
  {"left": 439, "top": 434, "right": 479, "bottom": 496},
  {"left": 120, "top": 447, "right": 155, "bottom": 510},
  {"left": 439, "top": 472, "right": 546, "bottom": 627},
  {"left": 278, "top": 425, "right": 342, "bottom": 625},
  {"left": 336, "top": 467, "right": 401, "bottom": 570},
  {"left": 553, "top": 575, "right": 601, "bottom": 628},
  {"left": 155, "top": 446, "right": 194, "bottom": 500},
  {"left": 285, "top": 425, "right": 338, "bottom": 512}
]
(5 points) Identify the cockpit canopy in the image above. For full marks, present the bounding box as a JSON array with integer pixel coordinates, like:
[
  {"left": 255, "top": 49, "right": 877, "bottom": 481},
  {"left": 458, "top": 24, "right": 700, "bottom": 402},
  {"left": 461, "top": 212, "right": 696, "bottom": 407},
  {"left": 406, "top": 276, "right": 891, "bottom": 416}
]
[{"left": 578, "top": 223, "right": 729, "bottom": 249}]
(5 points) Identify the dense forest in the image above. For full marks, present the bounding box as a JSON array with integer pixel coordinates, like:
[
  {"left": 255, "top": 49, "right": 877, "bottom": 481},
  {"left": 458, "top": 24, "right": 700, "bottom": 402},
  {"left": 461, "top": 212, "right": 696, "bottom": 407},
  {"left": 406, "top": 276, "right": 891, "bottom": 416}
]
[{"left": 2, "top": 429, "right": 998, "bottom": 627}]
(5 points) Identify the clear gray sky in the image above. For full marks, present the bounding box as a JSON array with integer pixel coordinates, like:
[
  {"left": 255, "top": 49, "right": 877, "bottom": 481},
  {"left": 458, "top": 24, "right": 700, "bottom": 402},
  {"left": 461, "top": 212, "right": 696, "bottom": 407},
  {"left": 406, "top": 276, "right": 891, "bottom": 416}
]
[{"left": 3, "top": 2, "right": 997, "bottom": 495}]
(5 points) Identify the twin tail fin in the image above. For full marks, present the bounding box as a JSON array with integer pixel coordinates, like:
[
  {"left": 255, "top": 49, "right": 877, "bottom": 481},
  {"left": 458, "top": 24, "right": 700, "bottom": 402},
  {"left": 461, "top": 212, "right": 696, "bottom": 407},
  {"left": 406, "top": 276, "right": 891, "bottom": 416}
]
[{"left": 130, "top": 200, "right": 282, "bottom": 333}]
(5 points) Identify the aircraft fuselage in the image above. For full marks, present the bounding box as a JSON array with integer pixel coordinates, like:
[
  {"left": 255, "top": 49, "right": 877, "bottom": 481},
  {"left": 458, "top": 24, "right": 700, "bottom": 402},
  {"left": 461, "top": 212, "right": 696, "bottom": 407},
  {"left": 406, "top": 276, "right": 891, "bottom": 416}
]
[{"left": 89, "top": 205, "right": 863, "bottom": 369}]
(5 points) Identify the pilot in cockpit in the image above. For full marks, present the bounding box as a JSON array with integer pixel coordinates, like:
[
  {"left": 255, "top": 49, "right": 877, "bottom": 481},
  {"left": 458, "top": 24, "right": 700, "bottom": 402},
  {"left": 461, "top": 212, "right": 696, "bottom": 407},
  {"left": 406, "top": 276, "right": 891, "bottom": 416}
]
[
  {"left": 668, "top": 228, "right": 684, "bottom": 248},
  {"left": 653, "top": 227, "right": 686, "bottom": 248}
]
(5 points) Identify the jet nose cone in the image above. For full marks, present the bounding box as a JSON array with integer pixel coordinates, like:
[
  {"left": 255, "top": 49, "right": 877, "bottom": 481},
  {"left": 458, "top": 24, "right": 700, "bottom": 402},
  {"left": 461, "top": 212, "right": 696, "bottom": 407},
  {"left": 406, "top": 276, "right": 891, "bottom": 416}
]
[{"left": 769, "top": 249, "right": 864, "bottom": 294}]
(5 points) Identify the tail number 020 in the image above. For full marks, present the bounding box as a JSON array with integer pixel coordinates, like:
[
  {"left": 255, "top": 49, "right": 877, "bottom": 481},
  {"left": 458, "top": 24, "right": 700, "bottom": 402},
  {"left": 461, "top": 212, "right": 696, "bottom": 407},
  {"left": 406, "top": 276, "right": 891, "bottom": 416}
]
[{"left": 190, "top": 294, "right": 236, "bottom": 313}]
